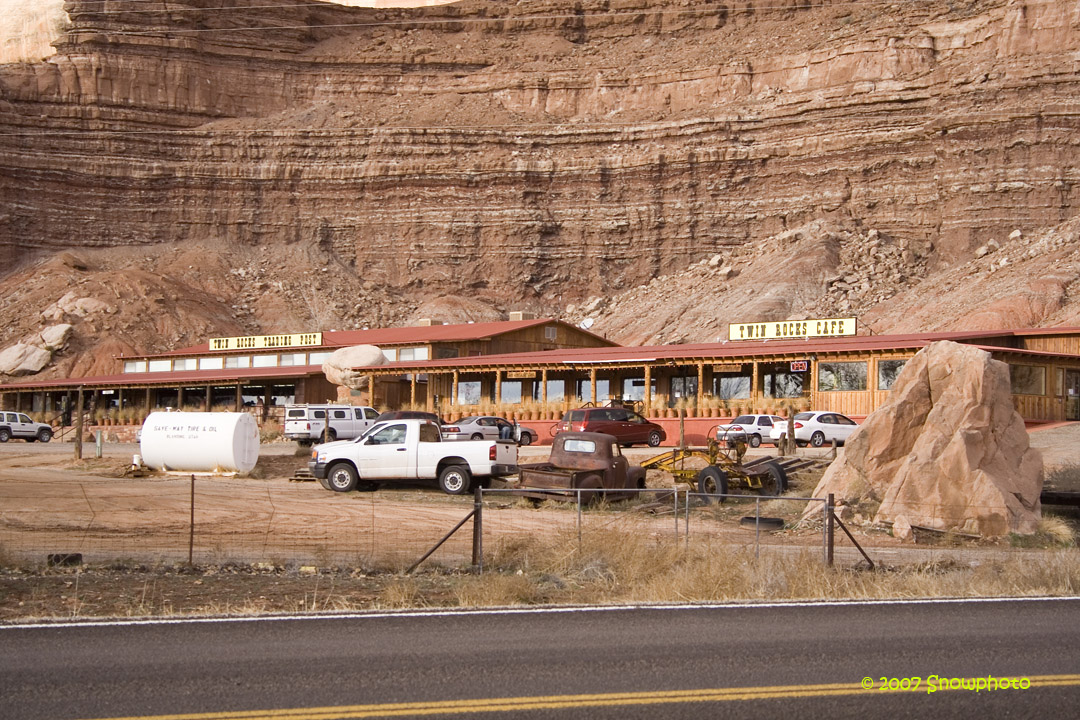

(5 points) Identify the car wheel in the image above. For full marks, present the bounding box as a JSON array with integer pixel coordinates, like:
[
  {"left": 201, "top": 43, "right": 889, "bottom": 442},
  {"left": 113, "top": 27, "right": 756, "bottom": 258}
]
[
  {"left": 37, "top": 428, "right": 52, "bottom": 443},
  {"left": 695, "top": 467, "right": 729, "bottom": 504},
  {"left": 647, "top": 430, "right": 663, "bottom": 447},
  {"left": 0, "top": 428, "right": 10, "bottom": 443},
  {"left": 327, "top": 462, "right": 358, "bottom": 492},
  {"left": 749, "top": 434, "right": 762, "bottom": 448},
  {"left": 518, "top": 432, "right": 533, "bottom": 446},
  {"left": 438, "top": 464, "right": 472, "bottom": 495},
  {"left": 470, "top": 433, "right": 484, "bottom": 440},
  {"left": 810, "top": 431, "right": 826, "bottom": 448}
]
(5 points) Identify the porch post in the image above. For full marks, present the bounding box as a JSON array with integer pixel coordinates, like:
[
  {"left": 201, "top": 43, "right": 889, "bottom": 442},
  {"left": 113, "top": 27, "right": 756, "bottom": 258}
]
[
  {"left": 644, "top": 365, "right": 652, "bottom": 413},
  {"left": 590, "top": 369, "right": 597, "bottom": 405},
  {"left": 494, "top": 370, "right": 502, "bottom": 405}
]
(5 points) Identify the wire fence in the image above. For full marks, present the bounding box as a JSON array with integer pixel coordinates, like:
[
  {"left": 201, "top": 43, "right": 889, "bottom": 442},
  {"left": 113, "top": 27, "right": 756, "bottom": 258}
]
[{"left": 0, "top": 475, "right": 1046, "bottom": 571}]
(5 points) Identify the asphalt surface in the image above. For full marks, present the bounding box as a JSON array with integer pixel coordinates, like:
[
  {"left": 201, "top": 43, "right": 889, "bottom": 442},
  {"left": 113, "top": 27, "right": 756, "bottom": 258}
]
[{"left": 2, "top": 598, "right": 1078, "bottom": 719}]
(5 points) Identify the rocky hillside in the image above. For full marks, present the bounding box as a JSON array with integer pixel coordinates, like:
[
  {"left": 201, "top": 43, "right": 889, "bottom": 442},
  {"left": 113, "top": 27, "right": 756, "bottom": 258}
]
[{"left": 2, "top": 0, "right": 1080, "bottom": 379}]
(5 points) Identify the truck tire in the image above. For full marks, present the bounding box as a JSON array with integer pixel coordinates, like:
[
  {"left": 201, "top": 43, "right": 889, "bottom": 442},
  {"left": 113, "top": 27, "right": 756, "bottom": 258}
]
[
  {"left": 37, "top": 428, "right": 52, "bottom": 443},
  {"left": 577, "top": 473, "right": 604, "bottom": 505},
  {"left": 758, "top": 461, "right": 788, "bottom": 496},
  {"left": 438, "top": 465, "right": 472, "bottom": 495},
  {"left": 325, "top": 428, "right": 338, "bottom": 442},
  {"left": 0, "top": 428, "right": 10, "bottom": 443},
  {"left": 326, "top": 462, "right": 358, "bottom": 493},
  {"left": 518, "top": 432, "right": 533, "bottom": 446},
  {"left": 647, "top": 430, "right": 663, "bottom": 447},
  {"left": 696, "top": 467, "right": 728, "bottom": 504}
]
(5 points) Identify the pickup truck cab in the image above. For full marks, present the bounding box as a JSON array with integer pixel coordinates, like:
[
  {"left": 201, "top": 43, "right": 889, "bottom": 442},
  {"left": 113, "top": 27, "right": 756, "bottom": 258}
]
[
  {"left": 517, "top": 431, "right": 645, "bottom": 503},
  {"left": 309, "top": 418, "right": 518, "bottom": 495},
  {"left": 285, "top": 404, "right": 379, "bottom": 445}
]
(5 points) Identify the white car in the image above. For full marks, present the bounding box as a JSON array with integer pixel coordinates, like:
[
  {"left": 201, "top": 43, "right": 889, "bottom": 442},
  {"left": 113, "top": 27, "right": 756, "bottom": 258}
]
[
  {"left": 769, "top": 411, "right": 859, "bottom": 448},
  {"left": 714, "top": 414, "right": 786, "bottom": 448},
  {"left": 441, "top": 415, "right": 536, "bottom": 446}
]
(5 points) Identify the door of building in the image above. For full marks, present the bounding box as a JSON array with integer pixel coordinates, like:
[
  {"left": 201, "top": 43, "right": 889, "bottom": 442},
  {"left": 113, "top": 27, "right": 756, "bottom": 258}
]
[{"left": 1066, "top": 370, "right": 1080, "bottom": 421}]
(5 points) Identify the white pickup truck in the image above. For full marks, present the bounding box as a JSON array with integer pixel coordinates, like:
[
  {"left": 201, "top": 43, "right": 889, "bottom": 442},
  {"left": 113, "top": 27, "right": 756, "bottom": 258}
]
[
  {"left": 285, "top": 404, "right": 379, "bottom": 445},
  {"left": 309, "top": 418, "right": 518, "bottom": 495}
]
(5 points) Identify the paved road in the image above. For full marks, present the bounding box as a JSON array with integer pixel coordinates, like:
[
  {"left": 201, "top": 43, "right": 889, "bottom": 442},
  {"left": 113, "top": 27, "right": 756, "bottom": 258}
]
[{"left": 3, "top": 598, "right": 1078, "bottom": 719}]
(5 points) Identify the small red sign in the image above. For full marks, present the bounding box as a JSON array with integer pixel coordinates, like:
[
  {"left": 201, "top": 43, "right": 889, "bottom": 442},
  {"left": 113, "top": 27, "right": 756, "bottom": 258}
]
[{"left": 790, "top": 361, "right": 808, "bottom": 372}]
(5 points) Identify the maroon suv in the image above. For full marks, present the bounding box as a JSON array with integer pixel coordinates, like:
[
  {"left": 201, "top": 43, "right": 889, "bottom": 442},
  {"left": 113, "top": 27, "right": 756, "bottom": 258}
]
[{"left": 556, "top": 407, "right": 666, "bottom": 447}]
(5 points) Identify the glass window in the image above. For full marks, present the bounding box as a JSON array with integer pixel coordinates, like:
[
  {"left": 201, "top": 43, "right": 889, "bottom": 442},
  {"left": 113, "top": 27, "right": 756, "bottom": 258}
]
[
  {"left": 364, "top": 408, "right": 379, "bottom": 419},
  {"left": 332, "top": 410, "right": 347, "bottom": 419},
  {"left": 878, "top": 359, "right": 907, "bottom": 390},
  {"left": 500, "top": 380, "right": 523, "bottom": 404},
  {"left": 414, "top": 347, "right": 429, "bottom": 361},
  {"left": 199, "top": 357, "right": 224, "bottom": 370},
  {"left": 148, "top": 359, "right": 171, "bottom": 373},
  {"left": 670, "top": 376, "right": 698, "bottom": 399},
  {"left": 225, "top": 356, "right": 251, "bottom": 369},
  {"left": 18, "top": 414, "right": 32, "bottom": 423},
  {"left": 546, "top": 379, "right": 565, "bottom": 402},
  {"left": 457, "top": 380, "right": 482, "bottom": 405},
  {"left": 818, "top": 362, "right": 868, "bottom": 392},
  {"left": 399, "top": 348, "right": 415, "bottom": 361},
  {"left": 252, "top": 354, "right": 277, "bottom": 368},
  {"left": 173, "top": 358, "right": 197, "bottom": 371},
  {"left": 308, "top": 352, "right": 331, "bottom": 365},
  {"left": 123, "top": 360, "right": 147, "bottom": 373},
  {"left": 279, "top": 353, "right": 306, "bottom": 367},
  {"left": 563, "top": 438, "right": 597, "bottom": 453},
  {"left": 419, "top": 424, "right": 441, "bottom": 442},
  {"left": 382, "top": 348, "right": 398, "bottom": 362},
  {"left": 1010, "top": 364, "right": 1046, "bottom": 395},
  {"left": 568, "top": 410, "right": 586, "bottom": 422},
  {"left": 287, "top": 409, "right": 306, "bottom": 419},
  {"left": 714, "top": 375, "right": 751, "bottom": 399},
  {"left": 370, "top": 423, "right": 407, "bottom": 445}
]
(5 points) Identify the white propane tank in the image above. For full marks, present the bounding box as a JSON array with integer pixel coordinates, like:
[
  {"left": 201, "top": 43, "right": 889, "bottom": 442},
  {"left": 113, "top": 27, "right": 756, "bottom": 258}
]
[{"left": 139, "top": 412, "right": 260, "bottom": 474}]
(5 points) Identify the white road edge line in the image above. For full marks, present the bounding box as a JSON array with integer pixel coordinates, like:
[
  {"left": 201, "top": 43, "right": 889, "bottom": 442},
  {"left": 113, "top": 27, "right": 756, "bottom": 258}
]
[{"left": 3, "top": 595, "right": 1078, "bottom": 631}]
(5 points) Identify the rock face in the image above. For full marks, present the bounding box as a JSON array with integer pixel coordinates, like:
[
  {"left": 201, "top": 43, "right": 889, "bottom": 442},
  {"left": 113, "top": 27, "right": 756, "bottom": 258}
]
[
  {"left": 807, "top": 341, "right": 1043, "bottom": 537},
  {"left": 0, "top": 342, "right": 52, "bottom": 375},
  {"left": 322, "top": 345, "right": 386, "bottom": 389}
]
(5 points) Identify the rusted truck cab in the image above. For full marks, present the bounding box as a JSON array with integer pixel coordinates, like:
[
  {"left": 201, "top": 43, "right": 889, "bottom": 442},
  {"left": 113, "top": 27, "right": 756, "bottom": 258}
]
[{"left": 517, "top": 431, "right": 646, "bottom": 502}]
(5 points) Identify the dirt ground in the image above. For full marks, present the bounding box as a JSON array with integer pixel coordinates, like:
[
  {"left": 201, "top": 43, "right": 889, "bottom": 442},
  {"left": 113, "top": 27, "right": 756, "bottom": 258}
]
[{"left": 1, "top": 426, "right": 1078, "bottom": 621}]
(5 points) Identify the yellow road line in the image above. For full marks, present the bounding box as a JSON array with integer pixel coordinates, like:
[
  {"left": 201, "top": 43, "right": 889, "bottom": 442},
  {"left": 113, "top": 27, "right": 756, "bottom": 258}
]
[{"left": 79, "top": 675, "right": 1080, "bottom": 720}]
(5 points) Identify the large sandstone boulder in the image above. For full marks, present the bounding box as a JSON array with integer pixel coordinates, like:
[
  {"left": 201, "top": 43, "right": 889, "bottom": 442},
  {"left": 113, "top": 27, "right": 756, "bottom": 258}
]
[
  {"left": 806, "top": 341, "right": 1042, "bottom": 537},
  {"left": 0, "top": 342, "right": 52, "bottom": 375},
  {"left": 322, "top": 344, "right": 386, "bottom": 389}
]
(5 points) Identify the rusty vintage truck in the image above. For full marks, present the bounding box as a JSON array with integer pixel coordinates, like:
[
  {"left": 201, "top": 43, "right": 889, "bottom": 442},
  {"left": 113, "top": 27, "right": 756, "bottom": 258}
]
[{"left": 517, "top": 431, "right": 646, "bottom": 503}]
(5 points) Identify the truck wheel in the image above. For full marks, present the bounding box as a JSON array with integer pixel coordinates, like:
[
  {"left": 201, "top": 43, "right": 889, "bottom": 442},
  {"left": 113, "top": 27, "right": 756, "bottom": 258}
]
[
  {"left": 758, "top": 461, "right": 788, "bottom": 496},
  {"left": 749, "top": 434, "right": 761, "bottom": 448},
  {"left": 0, "top": 428, "right": 10, "bottom": 443},
  {"left": 326, "top": 428, "right": 338, "bottom": 442},
  {"left": 810, "top": 431, "right": 826, "bottom": 447},
  {"left": 297, "top": 439, "right": 314, "bottom": 448},
  {"left": 518, "top": 432, "right": 533, "bottom": 446},
  {"left": 647, "top": 430, "right": 663, "bottom": 447},
  {"left": 37, "top": 428, "right": 52, "bottom": 443},
  {"left": 326, "top": 463, "right": 358, "bottom": 492},
  {"left": 439, "top": 465, "right": 472, "bottom": 495},
  {"left": 577, "top": 473, "right": 604, "bottom": 505},
  {"left": 696, "top": 467, "right": 728, "bottom": 504}
]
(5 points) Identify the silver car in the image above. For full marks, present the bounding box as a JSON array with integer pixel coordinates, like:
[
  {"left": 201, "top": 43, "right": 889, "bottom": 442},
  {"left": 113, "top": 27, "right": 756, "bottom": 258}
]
[{"left": 440, "top": 415, "right": 536, "bottom": 446}]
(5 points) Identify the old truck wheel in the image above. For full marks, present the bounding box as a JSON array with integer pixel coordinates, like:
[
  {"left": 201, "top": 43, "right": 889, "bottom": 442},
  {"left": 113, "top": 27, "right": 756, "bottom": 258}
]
[
  {"left": 37, "top": 428, "right": 52, "bottom": 443},
  {"left": 327, "top": 463, "right": 358, "bottom": 492},
  {"left": 810, "top": 431, "right": 826, "bottom": 447},
  {"left": 647, "top": 430, "right": 663, "bottom": 447},
  {"left": 696, "top": 467, "right": 728, "bottom": 504},
  {"left": 0, "top": 428, "right": 10, "bottom": 442},
  {"left": 518, "top": 432, "right": 533, "bottom": 446},
  {"left": 577, "top": 473, "right": 604, "bottom": 505},
  {"left": 749, "top": 434, "right": 762, "bottom": 448},
  {"left": 439, "top": 465, "right": 472, "bottom": 495},
  {"left": 758, "top": 461, "right": 788, "bottom": 496}
]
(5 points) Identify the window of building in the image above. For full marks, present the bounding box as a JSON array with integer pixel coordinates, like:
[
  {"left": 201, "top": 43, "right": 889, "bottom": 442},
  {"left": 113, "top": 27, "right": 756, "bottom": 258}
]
[
  {"left": 148, "top": 359, "right": 171, "bottom": 373},
  {"left": 382, "top": 348, "right": 398, "bottom": 362},
  {"left": 878, "top": 359, "right": 907, "bottom": 390},
  {"left": 457, "top": 380, "right": 482, "bottom": 405},
  {"left": 622, "top": 378, "right": 656, "bottom": 402},
  {"left": 279, "top": 353, "right": 306, "bottom": 367},
  {"left": 173, "top": 358, "right": 197, "bottom": 371},
  {"left": 308, "top": 352, "right": 331, "bottom": 365},
  {"left": 252, "top": 354, "right": 277, "bottom": 368},
  {"left": 225, "top": 356, "right": 251, "bottom": 369},
  {"left": 199, "top": 357, "right": 224, "bottom": 371},
  {"left": 124, "top": 360, "right": 147, "bottom": 373},
  {"left": 670, "top": 376, "right": 698, "bottom": 402},
  {"left": 713, "top": 374, "right": 751, "bottom": 400},
  {"left": 1010, "top": 364, "right": 1046, "bottom": 395},
  {"left": 818, "top": 362, "right": 868, "bottom": 392},
  {"left": 500, "top": 380, "right": 523, "bottom": 404},
  {"left": 546, "top": 379, "right": 565, "bottom": 403}
]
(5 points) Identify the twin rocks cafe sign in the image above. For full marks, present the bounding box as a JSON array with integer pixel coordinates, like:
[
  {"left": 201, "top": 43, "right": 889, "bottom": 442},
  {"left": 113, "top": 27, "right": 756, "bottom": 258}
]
[{"left": 728, "top": 317, "right": 857, "bottom": 371}]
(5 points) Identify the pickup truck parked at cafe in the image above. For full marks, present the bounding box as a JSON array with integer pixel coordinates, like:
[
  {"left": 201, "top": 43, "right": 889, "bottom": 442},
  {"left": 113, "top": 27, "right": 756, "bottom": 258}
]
[
  {"left": 517, "top": 431, "right": 645, "bottom": 503},
  {"left": 284, "top": 404, "right": 379, "bottom": 445},
  {"left": 309, "top": 419, "right": 518, "bottom": 495}
]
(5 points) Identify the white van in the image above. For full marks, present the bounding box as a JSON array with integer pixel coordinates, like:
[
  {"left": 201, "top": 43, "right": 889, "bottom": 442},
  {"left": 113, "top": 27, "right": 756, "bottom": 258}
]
[{"left": 284, "top": 404, "right": 379, "bottom": 445}]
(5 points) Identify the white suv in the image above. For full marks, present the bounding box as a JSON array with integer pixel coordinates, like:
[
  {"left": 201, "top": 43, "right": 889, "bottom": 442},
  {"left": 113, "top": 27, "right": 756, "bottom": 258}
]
[{"left": 0, "top": 412, "right": 53, "bottom": 443}]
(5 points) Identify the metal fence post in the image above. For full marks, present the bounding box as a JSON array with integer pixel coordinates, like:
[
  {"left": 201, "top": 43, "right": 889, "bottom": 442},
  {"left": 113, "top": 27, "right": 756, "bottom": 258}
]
[
  {"left": 685, "top": 490, "right": 691, "bottom": 550},
  {"left": 472, "top": 486, "right": 483, "bottom": 573},
  {"left": 755, "top": 497, "right": 761, "bottom": 559},
  {"left": 674, "top": 488, "right": 679, "bottom": 543},
  {"left": 577, "top": 489, "right": 582, "bottom": 552},
  {"left": 188, "top": 474, "right": 195, "bottom": 566},
  {"left": 827, "top": 492, "right": 835, "bottom": 567}
]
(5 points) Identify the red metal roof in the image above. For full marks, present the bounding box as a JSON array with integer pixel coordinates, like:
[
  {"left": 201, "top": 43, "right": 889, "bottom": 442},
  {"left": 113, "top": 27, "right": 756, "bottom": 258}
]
[
  {"left": 0, "top": 365, "right": 325, "bottom": 391},
  {"left": 143, "top": 318, "right": 614, "bottom": 358}
]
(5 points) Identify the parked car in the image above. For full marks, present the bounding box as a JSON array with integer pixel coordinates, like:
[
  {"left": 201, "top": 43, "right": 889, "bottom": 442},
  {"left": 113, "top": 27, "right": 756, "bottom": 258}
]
[
  {"left": 0, "top": 412, "right": 53, "bottom": 443},
  {"left": 441, "top": 415, "right": 537, "bottom": 446},
  {"left": 769, "top": 411, "right": 859, "bottom": 447},
  {"left": 556, "top": 407, "right": 666, "bottom": 447},
  {"left": 713, "top": 414, "right": 786, "bottom": 448},
  {"left": 517, "top": 431, "right": 646, "bottom": 503},
  {"left": 374, "top": 410, "right": 443, "bottom": 425}
]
